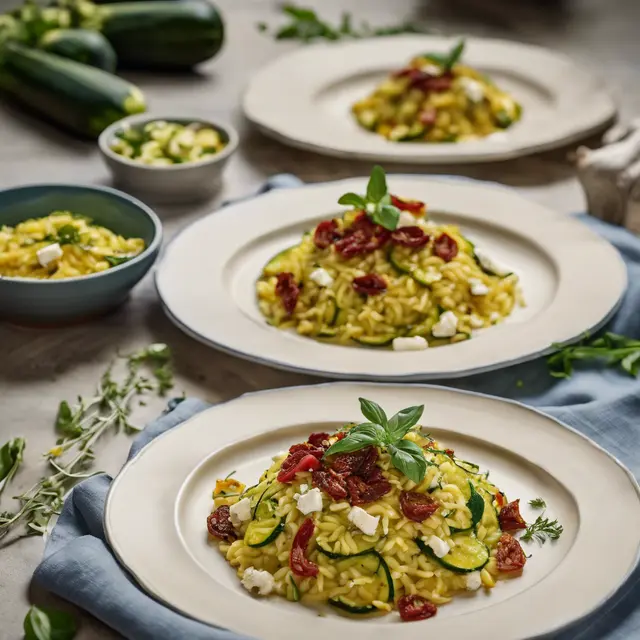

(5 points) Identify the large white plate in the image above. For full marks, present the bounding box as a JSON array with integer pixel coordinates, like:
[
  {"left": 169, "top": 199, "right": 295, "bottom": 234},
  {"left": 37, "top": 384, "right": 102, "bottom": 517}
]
[
  {"left": 105, "top": 383, "right": 640, "bottom": 640},
  {"left": 155, "top": 175, "right": 626, "bottom": 381},
  {"left": 243, "top": 35, "right": 615, "bottom": 164}
]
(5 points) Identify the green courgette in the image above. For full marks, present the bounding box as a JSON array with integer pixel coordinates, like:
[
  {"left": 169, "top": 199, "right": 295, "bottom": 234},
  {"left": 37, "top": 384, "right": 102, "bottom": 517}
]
[
  {"left": 263, "top": 245, "right": 296, "bottom": 277},
  {"left": 317, "top": 540, "right": 375, "bottom": 559},
  {"left": 0, "top": 42, "right": 145, "bottom": 138},
  {"left": 244, "top": 499, "right": 284, "bottom": 548},
  {"left": 352, "top": 334, "right": 397, "bottom": 347},
  {"left": 416, "top": 535, "right": 489, "bottom": 573},
  {"left": 39, "top": 28, "right": 117, "bottom": 72},
  {"left": 101, "top": 0, "right": 224, "bottom": 70}
]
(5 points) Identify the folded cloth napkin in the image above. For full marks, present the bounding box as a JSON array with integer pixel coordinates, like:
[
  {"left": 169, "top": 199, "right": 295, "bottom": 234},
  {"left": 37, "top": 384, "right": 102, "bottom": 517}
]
[{"left": 35, "top": 176, "right": 640, "bottom": 640}]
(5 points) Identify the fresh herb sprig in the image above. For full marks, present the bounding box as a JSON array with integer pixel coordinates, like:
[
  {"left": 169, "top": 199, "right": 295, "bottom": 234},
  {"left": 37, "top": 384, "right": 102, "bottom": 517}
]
[
  {"left": 548, "top": 332, "right": 640, "bottom": 378},
  {"left": 338, "top": 165, "right": 400, "bottom": 231},
  {"left": 24, "top": 605, "right": 76, "bottom": 640},
  {"left": 259, "top": 4, "right": 429, "bottom": 43},
  {"left": 324, "top": 398, "right": 426, "bottom": 483},
  {"left": 528, "top": 497, "right": 546, "bottom": 509},
  {"left": 0, "top": 344, "right": 174, "bottom": 540},
  {"left": 421, "top": 39, "right": 465, "bottom": 72},
  {"left": 521, "top": 515, "right": 563, "bottom": 544},
  {"left": 0, "top": 437, "right": 26, "bottom": 500}
]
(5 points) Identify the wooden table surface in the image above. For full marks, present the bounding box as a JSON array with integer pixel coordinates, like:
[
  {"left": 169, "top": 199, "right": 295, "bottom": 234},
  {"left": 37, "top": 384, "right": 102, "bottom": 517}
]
[{"left": 0, "top": 0, "right": 638, "bottom": 637}]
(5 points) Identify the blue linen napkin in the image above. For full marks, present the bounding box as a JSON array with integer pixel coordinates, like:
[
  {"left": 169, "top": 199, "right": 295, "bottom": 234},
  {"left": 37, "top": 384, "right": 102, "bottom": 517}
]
[{"left": 34, "top": 176, "right": 640, "bottom": 640}]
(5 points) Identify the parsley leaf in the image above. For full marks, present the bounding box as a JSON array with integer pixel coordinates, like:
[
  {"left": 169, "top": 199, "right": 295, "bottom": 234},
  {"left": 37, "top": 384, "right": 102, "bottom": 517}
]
[
  {"left": 528, "top": 497, "right": 546, "bottom": 509},
  {"left": 56, "top": 225, "right": 80, "bottom": 245}
]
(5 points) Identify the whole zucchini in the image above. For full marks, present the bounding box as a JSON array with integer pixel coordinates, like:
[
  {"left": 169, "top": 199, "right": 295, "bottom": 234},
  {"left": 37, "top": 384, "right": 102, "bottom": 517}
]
[
  {"left": 0, "top": 42, "right": 145, "bottom": 138},
  {"left": 100, "top": 0, "right": 224, "bottom": 70},
  {"left": 39, "top": 29, "right": 118, "bottom": 72}
]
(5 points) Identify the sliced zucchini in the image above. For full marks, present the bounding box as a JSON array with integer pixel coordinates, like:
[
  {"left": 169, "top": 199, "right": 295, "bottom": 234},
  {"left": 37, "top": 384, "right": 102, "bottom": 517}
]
[
  {"left": 244, "top": 499, "right": 285, "bottom": 548},
  {"left": 317, "top": 540, "right": 375, "bottom": 559},
  {"left": 416, "top": 535, "right": 489, "bottom": 573},
  {"left": 356, "top": 109, "right": 378, "bottom": 131},
  {"left": 352, "top": 334, "right": 396, "bottom": 347},
  {"left": 495, "top": 109, "right": 513, "bottom": 129},
  {"left": 333, "top": 307, "right": 349, "bottom": 326},
  {"left": 453, "top": 458, "right": 481, "bottom": 475},
  {"left": 317, "top": 327, "right": 339, "bottom": 338},
  {"left": 263, "top": 245, "right": 296, "bottom": 277},
  {"left": 329, "top": 597, "right": 377, "bottom": 615},
  {"left": 289, "top": 575, "right": 300, "bottom": 602},
  {"left": 323, "top": 299, "right": 339, "bottom": 326},
  {"left": 389, "top": 246, "right": 413, "bottom": 274},
  {"left": 397, "top": 122, "right": 426, "bottom": 141},
  {"left": 412, "top": 269, "right": 441, "bottom": 287}
]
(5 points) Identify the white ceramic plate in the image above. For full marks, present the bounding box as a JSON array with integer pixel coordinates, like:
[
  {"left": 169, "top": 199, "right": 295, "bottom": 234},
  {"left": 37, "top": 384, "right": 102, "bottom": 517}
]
[
  {"left": 155, "top": 175, "right": 626, "bottom": 381},
  {"left": 243, "top": 35, "right": 615, "bottom": 164},
  {"left": 105, "top": 383, "right": 640, "bottom": 640}
]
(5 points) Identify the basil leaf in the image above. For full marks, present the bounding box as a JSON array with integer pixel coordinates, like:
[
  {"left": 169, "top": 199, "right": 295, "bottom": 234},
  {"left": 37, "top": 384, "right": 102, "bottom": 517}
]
[
  {"left": 386, "top": 405, "right": 424, "bottom": 441},
  {"left": 467, "top": 482, "right": 485, "bottom": 527},
  {"left": 56, "top": 225, "right": 80, "bottom": 246},
  {"left": 445, "top": 39, "right": 465, "bottom": 70},
  {"left": 388, "top": 440, "right": 427, "bottom": 483},
  {"left": 371, "top": 204, "right": 400, "bottom": 231},
  {"left": 349, "top": 421, "right": 387, "bottom": 443},
  {"left": 338, "top": 192, "right": 367, "bottom": 208},
  {"left": 24, "top": 605, "right": 77, "bottom": 640},
  {"left": 358, "top": 398, "right": 387, "bottom": 428},
  {"left": 54, "top": 401, "right": 81, "bottom": 437},
  {"left": 366, "top": 165, "right": 387, "bottom": 203},
  {"left": 0, "top": 437, "right": 25, "bottom": 483},
  {"left": 324, "top": 431, "right": 379, "bottom": 457},
  {"left": 282, "top": 4, "right": 317, "bottom": 20},
  {"left": 105, "top": 255, "right": 132, "bottom": 267}
]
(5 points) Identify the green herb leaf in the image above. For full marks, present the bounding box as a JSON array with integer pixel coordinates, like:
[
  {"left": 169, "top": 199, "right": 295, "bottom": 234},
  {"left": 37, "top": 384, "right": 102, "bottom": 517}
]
[
  {"left": 521, "top": 515, "right": 563, "bottom": 544},
  {"left": 289, "top": 575, "right": 300, "bottom": 602},
  {"left": 528, "top": 497, "right": 546, "bottom": 509},
  {"left": 466, "top": 482, "right": 485, "bottom": 527},
  {"left": 324, "top": 430, "right": 381, "bottom": 457},
  {"left": 371, "top": 204, "right": 400, "bottom": 231},
  {"left": 366, "top": 165, "right": 387, "bottom": 203},
  {"left": 388, "top": 440, "right": 427, "bottom": 483},
  {"left": 358, "top": 398, "right": 387, "bottom": 428},
  {"left": 105, "top": 255, "right": 132, "bottom": 267},
  {"left": 24, "top": 605, "right": 77, "bottom": 640},
  {"left": 0, "top": 438, "right": 25, "bottom": 496},
  {"left": 282, "top": 4, "right": 317, "bottom": 20},
  {"left": 56, "top": 225, "right": 80, "bottom": 246},
  {"left": 386, "top": 405, "right": 424, "bottom": 441},
  {"left": 349, "top": 421, "right": 388, "bottom": 442},
  {"left": 422, "top": 39, "right": 465, "bottom": 72},
  {"left": 54, "top": 401, "right": 82, "bottom": 437},
  {"left": 338, "top": 192, "right": 367, "bottom": 209}
]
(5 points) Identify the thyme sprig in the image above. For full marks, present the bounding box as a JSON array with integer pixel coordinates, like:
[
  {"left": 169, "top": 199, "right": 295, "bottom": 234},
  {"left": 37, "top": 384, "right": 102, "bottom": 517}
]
[
  {"left": 521, "top": 515, "right": 563, "bottom": 544},
  {"left": 0, "top": 344, "right": 174, "bottom": 540}
]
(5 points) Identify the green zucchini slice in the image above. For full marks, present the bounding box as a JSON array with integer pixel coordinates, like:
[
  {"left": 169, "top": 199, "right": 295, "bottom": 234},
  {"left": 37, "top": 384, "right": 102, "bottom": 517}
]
[
  {"left": 389, "top": 246, "right": 413, "bottom": 274},
  {"left": 352, "top": 334, "right": 397, "bottom": 347},
  {"left": 263, "top": 245, "right": 296, "bottom": 277},
  {"left": 328, "top": 598, "right": 377, "bottom": 615},
  {"left": 244, "top": 499, "right": 284, "bottom": 548},
  {"left": 416, "top": 535, "right": 489, "bottom": 573}
]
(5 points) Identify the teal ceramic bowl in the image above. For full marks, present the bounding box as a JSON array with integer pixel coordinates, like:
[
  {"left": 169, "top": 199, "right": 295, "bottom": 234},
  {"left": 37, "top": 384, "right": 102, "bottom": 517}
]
[{"left": 0, "top": 184, "right": 162, "bottom": 326}]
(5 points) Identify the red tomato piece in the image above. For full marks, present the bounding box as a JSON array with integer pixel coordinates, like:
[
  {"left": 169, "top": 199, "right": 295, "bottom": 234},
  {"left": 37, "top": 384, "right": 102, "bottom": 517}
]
[
  {"left": 206, "top": 505, "right": 237, "bottom": 542},
  {"left": 397, "top": 594, "right": 438, "bottom": 622},
  {"left": 419, "top": 107, "right": 437, "bottom": 126},
  {"left": 433, "top": 234, "right": 458, "bottom": 262},
  {"left": 335, "top": 213, "right": 390, "bottom": 258},
  {"left": 312, "top": 468, "right": 349, "bottom": 500},
  {"left": 498, "top": 499, "right": 527, "bottom": 532},
  {"left": 352, "top": 274, "right": 387, "bottom": 296},
  {"left": 277, "top": 450, "right": 322, "bottom": 483},
  {"left": 390, "top": 195, "right": 426, "bottom": 215},
  {"left": 275, "top": 272, "right": 300, "bottom": 315},
  {"left": 288, "top": 442, "right": 325, "bottom": 459},
  {"left": 313, "top": 220, "right": 341, "bottom": 249},
  {"left": 399, "top": 491, "right": 440, "bottom": 522},
  {"left": 495, "top": 492, "right": 506, "bottom": 508},
  {"left": 346, "top": 474, "right": 392, "bottom": 506},
  {"left": 390, "top": 226, "right": 430, "bottom": 248},
  {"left": 330, "top": 446, "right": 379, "bottom": 476},
  {"left": 444, "top": 448, "right": 455, "bottom": 456},
  {"left": 307, "top": 432, "right": 331, "bottom": 448},
  {"left": 290, "top": 518, "right": 319, "bottom": 577},
  {"left": 496, "top": 533, "right": 527, "bottom": 573}
]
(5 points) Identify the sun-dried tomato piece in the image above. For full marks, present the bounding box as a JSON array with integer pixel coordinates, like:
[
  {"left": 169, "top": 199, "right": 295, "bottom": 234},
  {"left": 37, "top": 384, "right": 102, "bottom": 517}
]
[
  {"left": 498, "top": 499, "right": 527, "bottom": 532},
  {"left": 275, "top": 272, "right": 300, "bottom": 315},
  {"left": 308, "top": 432, "right": 330, "bottom": 448},
  {"left": 390, "top": 195, "right": 426, "bottom": 215},
  {"left": 444, "top": 448, "right": 455, "bottom": 456},
  {"left": 420, "top": 74, "right": 453, "bottom": 92},
  {"left": 277, "top": 450, "right": 322, "bottom": 483},
  {"left": 495, "top": 492, "right": 506, "bottom": 508},
  {"left": 364, "top": 466, "right": 386, "bottom": 484},
  {"left": 206, "top": 505, "right": 237, "bottom": 542},
  {"left": 433, "top": 234, "right": 458, "bottom": 262},
  {"left": 346, "top": 474, "right": 392, "bottom": 505},
  {"left": 312, "top": 468, "right": 349, "bottom": 500},
  {"left": 330, "top": 446, "right": 378, "bottom": 476},
  {"left": 496, "top": 533, "right": 527, "bottom": 573},
  {"left": 397, "top": 594, "right": 438, "bottom": 622},
  {"left": 289, "top": 442, "right": 325, "bottom": 459},
  {"left": 391, "top": 226, "right": 430, "bottom": 249},
  {"left": 313, "top": 220, "right": 341, "bottom": 249},
  {"left": 399, "top": 491, "right": 440, "bottom": 522},
  {"left": 419, "top": 107, "right": 437, "bottom": 126},
  {"left": 335, "top": 213, "right": 390, "bottom": 258},
  {"left": 290, "top": 518, "right": 319, "bottom": 577},
  {"left": 352, "top": 274, "right": 387, "bottom": 296}
]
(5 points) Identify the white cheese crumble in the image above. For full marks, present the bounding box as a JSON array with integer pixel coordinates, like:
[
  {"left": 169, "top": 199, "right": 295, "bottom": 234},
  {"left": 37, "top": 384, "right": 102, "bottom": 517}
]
[
  {"left": 468, "top": 278, "right": 490, "bottom": 296},
  {"left": 426, "top": 535, "right": 450, "bottom": 559},
  {"left": 241, "top": 568, "right": 275, "bottom": 596},
  {"left": 36, "top": 243, "right": 63, "bottom": 268},
  {"left": 474, "top": 247, "right": 511, "bottom": 277},
  {"left": 309, "top": 268, "right": 334, "bottom": 288},
  {"left": 396, "top": 211, "right": 419, "bottom": 229},
  {"left": 459, "top": 77, "right": 485, "bottom": 103},
  {"left": 420, "top": 271, "right": 442, "bottom": 284},
  {"left": 465, "top": 571, "right": 483, "bottom": 591},
  {"left": 348, "top": 506, "right": 379, "bottom": 536},
  {"left": 432, "top": 311, "right": 458, "bottom": 338},
  {"left": 295, "top": 487, "right": 323, "bottom": 515},
  {"left": 422, "top": 64, "right": 442, "bottom": 76},
  {"left": 490, "top": 311, "right": 502, "bottom": 323},
  {"left": 392, "top": 336, "right": 428, "bottom": 352},
  {"left": 229, "top": 497, "right": 251, "bottom": 526}
]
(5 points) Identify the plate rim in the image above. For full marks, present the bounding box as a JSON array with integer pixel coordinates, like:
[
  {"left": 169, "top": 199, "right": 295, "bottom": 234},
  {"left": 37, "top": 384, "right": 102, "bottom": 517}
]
[
  {"left": 242, "top": 34, "right": 617, "bottom": 164},
  {"left": 155, "top": 174, "right": 627, "bottom": 381},
  {"left": 104, "top": 381, "right": 640, "bottom": 639}
]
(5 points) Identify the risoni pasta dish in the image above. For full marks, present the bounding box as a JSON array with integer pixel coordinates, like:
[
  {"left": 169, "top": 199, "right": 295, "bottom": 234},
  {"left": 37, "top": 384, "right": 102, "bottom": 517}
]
[
  {"left": 0, "top": 211, "right": 145, "bottom": 279},
  {"left": 206, "top": 397, "right": 561, "bottom": 621},
  {"left": 351, "top": 40, "right": 522, "bottom": 143},
  {"left": 256, "top": 166, "right": 523, "bottom": 351}
]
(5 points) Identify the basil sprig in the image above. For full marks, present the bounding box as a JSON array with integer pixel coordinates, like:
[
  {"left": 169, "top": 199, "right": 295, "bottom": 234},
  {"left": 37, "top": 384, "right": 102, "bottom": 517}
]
[
  {"left": 324, "top": 398, "right": 427, "bottom": 483},
  {"left": 338, "top": 165, "right": 400, "bottom": 231},
  {"left": 24, "top": 605, "right": 77, "bottom": 640},
  {"left": 421, "top": 39, "right": 465, "bottom": 72},
  {"left": 0, "top": 437, "right": 25, "bottom": 499}
]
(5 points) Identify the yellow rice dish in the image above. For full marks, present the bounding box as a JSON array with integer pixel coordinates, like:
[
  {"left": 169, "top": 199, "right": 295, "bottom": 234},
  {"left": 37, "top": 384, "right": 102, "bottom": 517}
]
[
  {"left": 206, "top": 398, "right": 546, "bottom": 621},
  {"left": 352, "top": 40, "right": 522, "bottom": 143},
  {"left": 0, "top": 211, "right": 145, "bottom": 279},
  {"left": 256, "top": 167, "right": 523, "bottom": 350}
]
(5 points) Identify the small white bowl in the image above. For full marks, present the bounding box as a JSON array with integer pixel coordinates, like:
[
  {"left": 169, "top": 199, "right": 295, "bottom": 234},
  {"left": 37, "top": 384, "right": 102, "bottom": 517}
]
[{"left": 98, "top": 114, "right": 239, "bottom": 203}]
